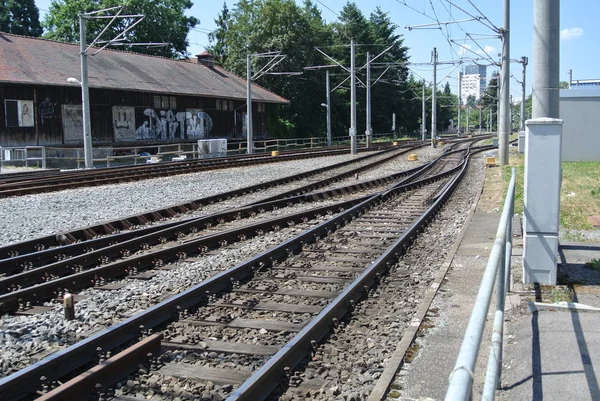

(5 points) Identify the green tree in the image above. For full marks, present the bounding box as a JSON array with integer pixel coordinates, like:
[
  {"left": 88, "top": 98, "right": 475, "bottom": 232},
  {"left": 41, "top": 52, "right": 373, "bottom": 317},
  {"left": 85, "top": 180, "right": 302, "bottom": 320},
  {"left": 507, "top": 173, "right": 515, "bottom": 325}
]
[
  {"left": 559, "top": 81, "right": 569, "bottom": 89},
  {"left": 0, "top": 0, "right": 43, "bottom": 36},
  {"left": 223, "top": 0, "right": 332, "bottom": 137},
  {"left": 481, "top": 71, "right": 499, "bottom": 130},
  {"left": 43, "top": 0, "right": 198, "bottom": 58},
  {"left": 207, "top": 2, "right": 230, "bottom": 64}
]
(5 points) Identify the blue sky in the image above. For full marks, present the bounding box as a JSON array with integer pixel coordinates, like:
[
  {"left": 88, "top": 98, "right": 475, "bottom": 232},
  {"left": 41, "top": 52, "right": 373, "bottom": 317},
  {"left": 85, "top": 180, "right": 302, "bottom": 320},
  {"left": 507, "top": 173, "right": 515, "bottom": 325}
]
[{"left": 34, "top": 0, "right": 596, "bottom": 99}]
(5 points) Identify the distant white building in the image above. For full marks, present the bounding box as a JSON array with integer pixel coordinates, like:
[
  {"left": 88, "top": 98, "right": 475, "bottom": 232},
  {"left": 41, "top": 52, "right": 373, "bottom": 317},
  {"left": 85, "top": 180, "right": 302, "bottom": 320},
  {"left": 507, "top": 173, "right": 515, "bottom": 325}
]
[
  {"left": 512, "top": 96, "right": 522, "bottom": 105},
  {"left": 460, "top": 73, "right": 481, "bottom": 104}
]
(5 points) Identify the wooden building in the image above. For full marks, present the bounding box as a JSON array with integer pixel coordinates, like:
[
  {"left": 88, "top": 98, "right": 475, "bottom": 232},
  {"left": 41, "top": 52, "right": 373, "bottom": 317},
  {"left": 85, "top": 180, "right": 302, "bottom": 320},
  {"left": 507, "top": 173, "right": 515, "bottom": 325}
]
[{"left": 0, "top": 33, "right": 288, "bottom": 147}]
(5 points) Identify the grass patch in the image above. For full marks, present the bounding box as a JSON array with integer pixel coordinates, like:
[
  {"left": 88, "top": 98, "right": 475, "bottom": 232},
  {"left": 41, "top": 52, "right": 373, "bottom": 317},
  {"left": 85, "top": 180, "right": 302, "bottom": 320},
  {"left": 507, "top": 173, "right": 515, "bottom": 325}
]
[
  {"left": 494, "top": 154, "right": 600, "bottom": 231},
  {"left": 586, "top": 258, "right": 600, "bottom": 272},
  {"left": 560, "top": 162, "right": 600, "bottom": 230}
]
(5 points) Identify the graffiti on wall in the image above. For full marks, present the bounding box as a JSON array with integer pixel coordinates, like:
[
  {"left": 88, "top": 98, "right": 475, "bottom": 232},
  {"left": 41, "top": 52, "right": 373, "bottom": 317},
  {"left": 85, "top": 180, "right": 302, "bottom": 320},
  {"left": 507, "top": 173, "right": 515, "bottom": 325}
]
[
  {"left": 135, "top": 108, "right": 185, "bottom": 140},
  {"left": 39, "top": 98, "right": 57, "bottom": 125},
  {"left": 62, "top": 104, "right": 83, "bottom": 143},
  {"left": 135, "top": 108, "right": 213, "bottom": 140},
  {"left": 185, "top": 109, "right": 213, "bottom": 138},
  {"left": 113, "top": 106, "right": 136, "bottom": 141}
]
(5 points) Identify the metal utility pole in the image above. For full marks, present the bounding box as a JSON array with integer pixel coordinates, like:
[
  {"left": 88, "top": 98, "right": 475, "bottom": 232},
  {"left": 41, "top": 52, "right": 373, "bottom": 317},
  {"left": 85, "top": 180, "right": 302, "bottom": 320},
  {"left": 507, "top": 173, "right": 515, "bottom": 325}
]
[
  {"left": 326, "top": 70, "right": 332, "bottom": 147},
  {"left": 79, "top": 14, "right": 93, "bottom": 169},
  {"left": 350, "top": 39, "right": 357, "bottom": 154},
  {"left": 466, "top": 107, "right": 470, "bottom": 134},
  {"left": 533, "top": 0, "right": 560, "bottom": 118},
  {"left": 246, "top": 54, "right": 253, "bottom": 154},
  {"left": 521, "top": 56, "right": 528, "bottom": 130},
  {"left": 68, "top": 7, "right": 152, "bottom": 169},
  {"left": 569, "top": 69, "right": 573, "bottom": 88},
  {"left": 431, "top": 47, "right": 437, "bottom": 147},
  {"left": 498, "top": 0, "right": 510, "bottom": 166},
  {"left": 457, "top": 71, "right": 462, "bottom": 135},
  {"left": 365, "top": 52, "right": 372, "bottom": 148},
  {"left": 422, "top": 79, "right": 426, "bottom": 141}
]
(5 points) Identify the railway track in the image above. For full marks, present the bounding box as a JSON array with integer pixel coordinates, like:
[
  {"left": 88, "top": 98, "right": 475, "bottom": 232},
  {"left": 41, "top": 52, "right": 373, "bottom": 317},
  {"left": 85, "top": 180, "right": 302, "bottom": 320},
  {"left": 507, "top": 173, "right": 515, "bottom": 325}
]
[
  {"left": 0, "top": 143, "right": 406, "bottom": 198},
  {"left": 0, "top": 144, "right": 420, "bottom": 259},
  {"left": 0, "top": 142, "right": 489, "bottom": 401},
  {"left": 0, "top": 145, "right": 472, "bottom": 314}
]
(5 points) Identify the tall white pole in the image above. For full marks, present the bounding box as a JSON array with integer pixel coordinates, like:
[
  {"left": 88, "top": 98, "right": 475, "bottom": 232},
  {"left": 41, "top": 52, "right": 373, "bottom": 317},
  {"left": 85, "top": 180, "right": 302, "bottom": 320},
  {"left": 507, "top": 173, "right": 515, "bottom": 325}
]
[
  {"left": 365, "top": 52, "right": 372, "bottom": 148},
  {"left": 326, "top": 70, "right": 332, "bottom": 147},
  {"left": 421, "top": 79, "right": 426, "bottom": 141},
  {"left": 79, "top": 14, "right": 93, "bottom": 169},
  {"left": 521, "top": 57, "right": 528, "bottom": 130},
  {"left": 431, "top": 47, "right": 437, "bottom": 147},
  {"left": 499, "top": 0, "right": 510, "bottom": 166},
  {"left": 457, "top": 71, "right": 462, "bottom": 135},
  {"left": 533, "top": 0, "right": 560, "bottom": 118},
  {"left": 246, "top": 54, "right": 253, "bottom": 154},
  {"left": 350, "top": 39, "right": 357, "bottom": 154}
]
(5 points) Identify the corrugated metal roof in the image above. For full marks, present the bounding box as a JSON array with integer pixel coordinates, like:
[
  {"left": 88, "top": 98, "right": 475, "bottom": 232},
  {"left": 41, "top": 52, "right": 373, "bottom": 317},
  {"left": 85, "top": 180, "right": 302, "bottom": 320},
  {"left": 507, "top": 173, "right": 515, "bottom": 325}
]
[{"left": 0, "top": 33, "right": 289, "bottom": 104}]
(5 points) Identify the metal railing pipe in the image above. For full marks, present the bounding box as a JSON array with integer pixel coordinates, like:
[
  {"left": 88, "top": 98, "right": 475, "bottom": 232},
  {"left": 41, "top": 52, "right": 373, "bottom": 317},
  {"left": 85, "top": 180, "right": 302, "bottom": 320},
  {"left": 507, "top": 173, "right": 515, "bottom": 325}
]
[{"left": 445, "top": 168, "right": 516, "bottom": 400}]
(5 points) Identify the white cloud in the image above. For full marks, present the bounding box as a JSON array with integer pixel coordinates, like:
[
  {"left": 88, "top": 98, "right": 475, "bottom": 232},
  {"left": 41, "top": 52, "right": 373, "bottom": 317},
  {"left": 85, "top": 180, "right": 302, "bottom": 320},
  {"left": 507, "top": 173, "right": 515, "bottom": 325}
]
[
  {"left": 561, "top": 27, "right": 584, "bottom": 40},
  {"left": 483, "top": 45, "right": 497, "bottom": 55},
  {"left": 458, "top": 43, "right": 472, "bottom": 56}
]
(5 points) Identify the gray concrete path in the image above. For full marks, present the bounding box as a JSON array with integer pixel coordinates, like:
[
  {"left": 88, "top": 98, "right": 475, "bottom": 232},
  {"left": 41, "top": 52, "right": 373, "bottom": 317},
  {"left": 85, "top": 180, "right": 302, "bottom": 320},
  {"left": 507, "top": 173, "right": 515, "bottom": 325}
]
[{"left": 394, "top": 209, "right": 600, "bottom": 400}]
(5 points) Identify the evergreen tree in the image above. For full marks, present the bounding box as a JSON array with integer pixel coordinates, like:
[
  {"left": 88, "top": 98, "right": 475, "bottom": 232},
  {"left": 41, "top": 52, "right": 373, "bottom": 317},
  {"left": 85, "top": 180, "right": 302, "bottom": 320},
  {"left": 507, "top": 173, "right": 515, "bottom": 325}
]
[
  {"left": 207, "top": 2, "right": 230, "bottom": 64},
  {"left": 43, "top": 0, "right": 198, "bottom": 59},
  {"left": 0, "top": 0, "right": 43, "bottom": 37}
]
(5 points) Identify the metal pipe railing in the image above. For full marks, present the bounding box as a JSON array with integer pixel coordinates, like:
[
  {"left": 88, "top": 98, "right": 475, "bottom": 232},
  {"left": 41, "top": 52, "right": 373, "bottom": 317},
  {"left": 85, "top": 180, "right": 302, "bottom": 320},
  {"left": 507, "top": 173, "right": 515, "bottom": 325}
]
[{"left": 445, "top": 168, "right": 516, "bottom": 400}]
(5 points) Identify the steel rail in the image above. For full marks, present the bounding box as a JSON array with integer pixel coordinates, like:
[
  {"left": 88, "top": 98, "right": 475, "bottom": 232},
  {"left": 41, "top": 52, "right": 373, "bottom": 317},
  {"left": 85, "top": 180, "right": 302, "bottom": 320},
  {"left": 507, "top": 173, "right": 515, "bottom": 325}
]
[
  {"left": 228, "top": 151, "right": 476, "bottom": 401},
  {"left": 0, "top": 157, "right": 428, "bottom": 276},
  {"left": 0, "top": 145, "right": 412, "bottom": 259},
  {"left": 0, "top": 153, "right": 464, "bottom": 401},
  {"left": 0, "top": 143, "right": 399, "bottom": 198}
]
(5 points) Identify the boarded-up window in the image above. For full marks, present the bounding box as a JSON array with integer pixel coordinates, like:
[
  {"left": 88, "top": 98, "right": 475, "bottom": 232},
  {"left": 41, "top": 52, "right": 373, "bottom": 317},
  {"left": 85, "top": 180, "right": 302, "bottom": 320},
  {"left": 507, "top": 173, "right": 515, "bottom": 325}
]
[
  {"left": 229, "top": 101, "right": 234, "bottom": 111},
  {"left": 216, "top": 100, "right": 222, "bottom": 111},
  {"left": 5, "top": 100, "right": 34, "bottom": 127}
]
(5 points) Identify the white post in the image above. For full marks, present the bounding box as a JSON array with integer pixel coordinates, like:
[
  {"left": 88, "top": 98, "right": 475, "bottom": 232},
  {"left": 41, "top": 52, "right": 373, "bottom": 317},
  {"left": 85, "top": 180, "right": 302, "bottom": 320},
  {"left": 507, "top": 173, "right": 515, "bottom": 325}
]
[
  {"left": 421, "top": 80, "right": 426, "bottom": 141},
  {"left": 350, "top": 39, "right": 357, "bottom": 154},
  {"left": 431, "top": 47, "right": 437, "bottom": 147},
  {"left": 365, "top": 52, "right": 372, "bottom": 148},
  {"left": 499, "top": 0, "right": 510, "bottom": 166},
  {"left": 326, "top": 70, "right": 332, "bottom": 147},
  {"left": 520, "top": 57, "right": 528, "bottom": 131},
  {"left": 457, "top": 71, "right": 462, "bottom": 135},
  {"left": 246, "top": 54, "right": 253, "bottom": 154},
  {"left": 79, "top": 14, "right": 93, "bottom": 169}
]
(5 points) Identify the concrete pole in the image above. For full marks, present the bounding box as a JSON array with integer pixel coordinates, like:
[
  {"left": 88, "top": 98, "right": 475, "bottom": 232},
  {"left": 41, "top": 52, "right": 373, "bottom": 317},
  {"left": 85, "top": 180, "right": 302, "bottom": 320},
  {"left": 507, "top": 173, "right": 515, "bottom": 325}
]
[
  {"left": 521, "top": 57, "right": 528, "bottom": 130},
  {"left": 326, "top": 70, "right": 332, "bottom": 147},
  {"left": 457, "top": 71, "right": 462, "bottom": 135},
  {"left": 365, "top": 52, "right": 372, "bottom": 148},
  {"left": 466, "top": 107, "right": 469, "bottom": 133},
  {"left": 499, "top": 0, "right": 510, "bottom": 166},
  {"left": 246, "top": 54, "right": 253, "bottom": 154},
  {"left": 422, "top": 79, "right": 426, "bottom": 141},
  {"left": 489, "top": 107, "right": 492, "bottom": 132},
  {"left": 350, "top": 39, "right": 357, "bottom": 154},
  {"left": 569, "top": 69, "right": 572, "bottom": 88},
  {"left": 533, "top": 0, "right": 560, "bottom": 118},
  {"left": 431, "top": 47, "right": 437, "bottom": 148},
  {"left": 79, "top": 14, "right": 93, "bottom": 169}
]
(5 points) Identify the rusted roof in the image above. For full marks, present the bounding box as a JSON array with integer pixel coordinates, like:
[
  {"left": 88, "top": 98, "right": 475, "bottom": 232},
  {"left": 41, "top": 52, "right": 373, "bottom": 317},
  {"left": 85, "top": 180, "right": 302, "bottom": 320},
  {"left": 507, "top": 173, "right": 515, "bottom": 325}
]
[{"left": 0, "top": 33, "right": 289, "bottom": 104}]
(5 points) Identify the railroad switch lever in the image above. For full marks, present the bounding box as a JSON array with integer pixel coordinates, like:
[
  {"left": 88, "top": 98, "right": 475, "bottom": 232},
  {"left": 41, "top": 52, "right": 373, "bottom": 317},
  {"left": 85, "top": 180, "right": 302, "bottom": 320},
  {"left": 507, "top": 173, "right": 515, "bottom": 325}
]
[{"left": 63, "top": 293, "right": 75, "bottom": 320}]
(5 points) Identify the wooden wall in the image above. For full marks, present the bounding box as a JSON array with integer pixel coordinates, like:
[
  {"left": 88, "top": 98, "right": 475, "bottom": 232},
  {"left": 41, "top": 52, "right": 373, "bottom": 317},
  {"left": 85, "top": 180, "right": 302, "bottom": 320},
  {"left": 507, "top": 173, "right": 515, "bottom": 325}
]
[{"left": 0, "top": 83, "right": 269, "bottom": 147}]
